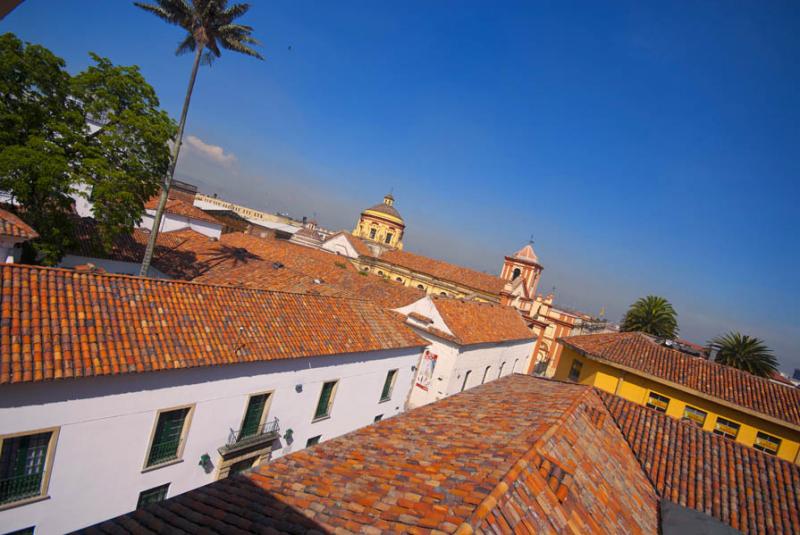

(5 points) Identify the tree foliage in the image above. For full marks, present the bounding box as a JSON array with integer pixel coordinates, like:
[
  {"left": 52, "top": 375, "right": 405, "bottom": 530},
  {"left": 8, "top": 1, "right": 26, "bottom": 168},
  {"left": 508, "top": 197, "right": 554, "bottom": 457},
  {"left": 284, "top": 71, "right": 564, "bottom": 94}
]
[
  {"left": 0, "top": 33, "right": 176, "bottom": 264},
  {"left": 710, "top": 332, "right": 778, "bottom": 378},
  {"left": 620, "top": 295, "right": 679, "bottom": 338}
]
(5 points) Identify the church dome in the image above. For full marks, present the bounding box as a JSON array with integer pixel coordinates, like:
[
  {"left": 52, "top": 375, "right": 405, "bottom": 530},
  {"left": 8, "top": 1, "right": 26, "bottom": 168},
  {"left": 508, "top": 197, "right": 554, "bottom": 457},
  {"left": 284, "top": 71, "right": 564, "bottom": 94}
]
[{"left": 363, "top": 194, "right": 404, "bottom": 224}]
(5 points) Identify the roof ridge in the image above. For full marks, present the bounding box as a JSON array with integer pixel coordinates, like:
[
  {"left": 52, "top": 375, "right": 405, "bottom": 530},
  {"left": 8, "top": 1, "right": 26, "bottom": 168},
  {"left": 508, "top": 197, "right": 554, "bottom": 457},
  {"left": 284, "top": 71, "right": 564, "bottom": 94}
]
[
  {"left": 458, "top": 379, "right": 593, "bottom": 531},
  {"left": 0, "top": 263, "right": 380, "bottom": 306}
]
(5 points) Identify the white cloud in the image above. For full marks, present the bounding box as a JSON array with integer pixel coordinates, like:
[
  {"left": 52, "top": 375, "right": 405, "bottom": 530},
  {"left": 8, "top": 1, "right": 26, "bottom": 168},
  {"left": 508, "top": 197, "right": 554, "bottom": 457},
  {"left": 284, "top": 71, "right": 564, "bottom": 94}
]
[{"left": 184, "top": 135, "right": 237, "bottom": 167}]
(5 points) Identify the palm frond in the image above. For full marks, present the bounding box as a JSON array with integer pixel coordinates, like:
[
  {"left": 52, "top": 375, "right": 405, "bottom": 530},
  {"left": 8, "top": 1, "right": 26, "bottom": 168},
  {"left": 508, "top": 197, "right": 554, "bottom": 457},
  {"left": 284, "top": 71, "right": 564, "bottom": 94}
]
[
  {"left": 218, "top": 36, "right": 263, "bottom": 59},
  {"left": 175, "top": 33, "right": 197, "bottom": 56}
]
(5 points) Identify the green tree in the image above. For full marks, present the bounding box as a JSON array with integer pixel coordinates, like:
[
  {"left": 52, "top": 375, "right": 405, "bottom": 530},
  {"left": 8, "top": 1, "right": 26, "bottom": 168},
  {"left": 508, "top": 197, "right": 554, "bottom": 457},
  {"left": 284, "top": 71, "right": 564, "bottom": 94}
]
[
  {"left": 710, "top": 332, "right": 778, "bottom": 378},
  {"left": 134, "top": 0, "right": 263, "bottom": 276},
  {"left": 0, "top": 33, "right": 176, "bottom": 264},
  {"left": 620, "top": 295, "right": 679, "bottom": 338}
]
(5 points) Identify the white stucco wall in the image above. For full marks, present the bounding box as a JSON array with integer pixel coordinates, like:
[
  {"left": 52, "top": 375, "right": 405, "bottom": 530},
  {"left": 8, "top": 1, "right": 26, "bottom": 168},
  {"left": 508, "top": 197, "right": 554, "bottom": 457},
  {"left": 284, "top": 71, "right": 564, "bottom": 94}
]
[
  {"left": 321, "top": 234, "right": 359, "bottom": 259},
  {"left": 0, "top": 346, "right": 423, "bottom": 534},
  {"left": 406, "top": 329, "right": 534, "bottom": 409},
  {"left": 139, "top": 210, "right": 222, "bottom": 239},
  {"left": 59, "top": 254, "right": 171, "bottom": 278}
]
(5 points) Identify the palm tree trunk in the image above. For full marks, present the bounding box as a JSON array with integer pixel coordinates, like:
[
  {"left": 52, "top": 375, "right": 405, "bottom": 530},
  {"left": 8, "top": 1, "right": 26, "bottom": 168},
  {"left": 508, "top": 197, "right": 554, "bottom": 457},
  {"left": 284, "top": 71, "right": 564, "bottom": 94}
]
[{"left": 139, "top": 46, "right": 204, "bottom": 276}]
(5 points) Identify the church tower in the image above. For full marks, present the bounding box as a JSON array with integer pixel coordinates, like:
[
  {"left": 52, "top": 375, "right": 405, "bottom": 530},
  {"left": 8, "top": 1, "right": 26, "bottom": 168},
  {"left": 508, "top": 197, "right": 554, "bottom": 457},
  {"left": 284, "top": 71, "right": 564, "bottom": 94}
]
[{"left": 500, "top": 243, "right": 543, "bottom": 298}]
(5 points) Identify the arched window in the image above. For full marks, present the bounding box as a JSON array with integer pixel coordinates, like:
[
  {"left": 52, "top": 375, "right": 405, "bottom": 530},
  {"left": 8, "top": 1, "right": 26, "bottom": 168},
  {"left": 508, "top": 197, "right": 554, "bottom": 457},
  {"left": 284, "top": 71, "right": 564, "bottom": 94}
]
[
  {"left": 378, "top": 271, "right": 384, "bottom": 276},
  {"left": 439, "top": 292, "right": 447, "bottom": 296},
  {"left": 461, "top": 371, "right": 472, "bottom": 392},
  {"left": 416, "top": 284, "right": 425, "bottom": 290},
  {"left": 512, "top": 359, "right": 519, "bottom": 373},
  {"left": 481, "top": 366, "right": 491, "bottom": 384},
  {"left": 512, "top": 267, "right": 521, "bottom": 280},
  {"left": 395, "top": 277, "right": 403, "bottom": 282},
  {"left": 498, "top": 362, "right": 505, "bottom": 378}
]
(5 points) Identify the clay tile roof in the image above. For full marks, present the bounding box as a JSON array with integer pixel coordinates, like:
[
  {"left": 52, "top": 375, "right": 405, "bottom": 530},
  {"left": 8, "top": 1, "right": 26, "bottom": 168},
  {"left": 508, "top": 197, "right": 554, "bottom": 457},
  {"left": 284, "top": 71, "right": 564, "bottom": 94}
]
[
  {"left": 599, "top": 391, "right": 800, "bottom": 535},
  {"left": 67, "top": 217, "right": 212, "bottom": 279},
  {"left": 433, "top": 296, "right": 535, "bottom": 345},
  {"left": 561, "top": 332, "right": 800, "bottom": 428},
  {"left": 145, "top": 196, "right": 222, "bottom": 225},
  {"left": 79, "top": 376, "right": 659, "bottom": 534},
  {"left": 0, "top": 208, "right": 38, "bottom": 239},
  {"left": 379, "top": 248, "right": 507, "bottom": 295},
  {"left": 0, "top": 263, "right": 426, "bottom": 385}
]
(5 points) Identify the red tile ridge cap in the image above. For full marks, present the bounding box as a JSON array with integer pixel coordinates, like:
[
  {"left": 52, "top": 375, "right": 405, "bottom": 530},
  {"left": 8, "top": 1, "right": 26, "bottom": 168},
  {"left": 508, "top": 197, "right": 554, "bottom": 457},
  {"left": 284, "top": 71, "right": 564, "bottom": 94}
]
[{"left": 459, "top": 378, "right": 595, "bottom": 531}]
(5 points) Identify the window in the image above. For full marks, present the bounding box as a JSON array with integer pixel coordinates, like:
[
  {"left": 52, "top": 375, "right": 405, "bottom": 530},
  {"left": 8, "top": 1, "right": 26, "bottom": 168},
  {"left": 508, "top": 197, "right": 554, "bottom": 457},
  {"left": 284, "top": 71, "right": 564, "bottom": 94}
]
[
  {"left": 369, "top": 228, "right": 377, "bottom": 239},
  {"left": 439, "top": 292, "right": 447, "bottom": 296},
  {"left": 380, "top": 370, "right": 398, "bottom": 402},
  {"left": 137, "top": 483, "right": 169, "bottom": 509},
  {"left": 395, "top": 277, "right": 403, "bottom": 282},
  {"left": 306, "top": 435, "right": 321, "bottom": 447},
  {"left": 512, "top": 268, "right": 521, "bottom": 280},
  {"left": 567, "top": 359, "right": 583, "bottom": 382},
  {"left": 228, "top": 456, "right": 258, "bottom": 476},
  {"left": 146, "top": 407, "right": 191, "bottom": 468},
  {"left": 498, "top": 362, "right": 505, "bottom": 378},
  {"left": 481, "top": 366, "right": 491, "bottom": 384},
  {"left": 512, "top": 359, "right": 519, "bottom": 373},
  {"left": 461, "top": 371, "right": 472, "bottom": 392},
  {"left": 313, "top": 381, "right": 338, "bottom": 420},
  {"left": 385, "top": 233, "right": 393, "bottom": 244},
  {"left": 682, "top": 406, "right": 707, "bottom": 427},
  {"left": 416, "top": 284, "right": 425, "bottom": 290},
  {"left": 713, "top": 417, "right": 740, "bottom": 440},
  {"left": 5, "top": 528, "right": 35, "bottom": 535},
  {"left": 239, "top": 393, "right": 270, "bottom": 440},
  {"left": 646, "top": 392, "right": 670, "bottom": 413},
  {"left": 374, "top": 415, "right": 383, "bottom": 422},
  {"left": 753, "top": 432, "right": 781, "bottom": 455},
  {"left": 0, "top": 429, "right": 57, "bottom": 507}
]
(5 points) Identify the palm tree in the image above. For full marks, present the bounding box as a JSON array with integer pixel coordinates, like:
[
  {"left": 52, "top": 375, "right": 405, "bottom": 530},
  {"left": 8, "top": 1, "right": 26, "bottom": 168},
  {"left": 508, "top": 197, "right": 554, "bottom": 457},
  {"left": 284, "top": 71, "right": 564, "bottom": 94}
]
[
  {"left": 710, "top": 332, "right": 778, "bottom": 377},
  {"left": 620, "top": 295, "right": 678, "bottom": 338},
  {"left": 135, "top": 0, "right": 262, "bottom": 276}
]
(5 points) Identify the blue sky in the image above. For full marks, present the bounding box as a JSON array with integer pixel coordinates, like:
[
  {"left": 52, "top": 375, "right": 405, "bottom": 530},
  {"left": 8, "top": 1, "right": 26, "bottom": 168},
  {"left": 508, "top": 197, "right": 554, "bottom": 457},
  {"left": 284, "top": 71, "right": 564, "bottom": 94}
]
[{"left": 7, "top": 1, "right": 800, "bottom": 371}]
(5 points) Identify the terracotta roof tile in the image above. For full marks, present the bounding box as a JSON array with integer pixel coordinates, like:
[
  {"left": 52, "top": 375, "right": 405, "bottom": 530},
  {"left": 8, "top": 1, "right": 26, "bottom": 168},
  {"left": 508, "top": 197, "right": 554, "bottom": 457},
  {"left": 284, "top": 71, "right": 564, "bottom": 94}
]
[
  {"left": 379, "top": 249, "right": 507, "bottom": 295},
  {"left": 145, "top": 196, "right": 222, "bottom": 225},
  {"left": 562, "top": 332, "right": 800, "bottom": 427},
  {"left": 68, "top": 217, "right": 212, "bottom": 278},
  {"left": 0, "top": 207, "right": 38, "bottom": 240},
  {"left": 0, "top": 263, "right": 426, "bottom": 385},
  {"left": 79, "top": 376, "right": 659, "bottom": 534},
  {"left": 600, "top": 391, "right": 800, "bottom": 535},
  {"left": 433, "top": 296, "right": 534, "bottom": 345}
]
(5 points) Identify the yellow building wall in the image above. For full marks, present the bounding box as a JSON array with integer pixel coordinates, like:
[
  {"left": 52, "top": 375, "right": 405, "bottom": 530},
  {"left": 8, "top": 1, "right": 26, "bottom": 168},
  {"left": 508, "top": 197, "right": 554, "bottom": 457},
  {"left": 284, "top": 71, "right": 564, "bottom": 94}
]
[{"left": 554, "top": 347, "right": 800, "bottom": 464}]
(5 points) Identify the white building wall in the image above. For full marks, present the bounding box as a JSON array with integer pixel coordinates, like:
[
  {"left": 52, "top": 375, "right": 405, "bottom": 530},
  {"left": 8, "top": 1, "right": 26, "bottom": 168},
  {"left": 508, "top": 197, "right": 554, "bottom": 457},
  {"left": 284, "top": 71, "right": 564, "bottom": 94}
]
[
  {"left": 406, "top": 330, "right": 534, "bottom": 409},
  {"left": 321, "top": 234, "right": 359, "bottom": 259},
  {"left": 0, "top": 237, "right": 21, "bottom": 263},
  {"left": 59, "top": 254, "right": 171, "bottom": 278},
  {"left": 139, "top": 210, "right": 222, "bottom": 239},
  {"left": 0, "top": 347, "right": 422, "bottom": 535}
]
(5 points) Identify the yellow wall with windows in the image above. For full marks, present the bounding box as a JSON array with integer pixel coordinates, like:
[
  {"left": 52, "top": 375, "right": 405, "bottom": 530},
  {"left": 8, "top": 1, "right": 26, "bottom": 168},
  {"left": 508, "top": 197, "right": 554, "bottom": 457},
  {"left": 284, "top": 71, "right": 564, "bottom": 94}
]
[
  {"left": 554, "top": 347, "right": 800, "bottom": 464},
  {"left": 353, "top": 258, "right": 496, "bottom": 302},
  {"left": 353, "top": 211, "right": 404, "bottom": 250}
]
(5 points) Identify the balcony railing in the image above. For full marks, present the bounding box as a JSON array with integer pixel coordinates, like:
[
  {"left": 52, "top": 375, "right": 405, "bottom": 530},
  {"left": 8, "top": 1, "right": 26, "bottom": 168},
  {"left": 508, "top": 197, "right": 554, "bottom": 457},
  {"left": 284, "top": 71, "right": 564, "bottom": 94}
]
[
  {"left": 146, "top": 437, "right": 183, "bottom": 467},
  {"left": 219, "top": 418, "right": 280, "bottom": 456},
  {"left": 0, "top": 472, "right": 43, "bottom": 505}
]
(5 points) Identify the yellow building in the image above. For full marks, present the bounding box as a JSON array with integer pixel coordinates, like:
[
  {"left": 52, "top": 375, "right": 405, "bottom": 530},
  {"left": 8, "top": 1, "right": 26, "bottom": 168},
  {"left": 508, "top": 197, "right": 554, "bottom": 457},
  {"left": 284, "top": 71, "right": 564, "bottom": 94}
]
[
  {"left": 554, "top": 331, "right": 800, "bottom": 464},
  {"left": 352, "top": 194, "right": 405, "bottom": 250}
]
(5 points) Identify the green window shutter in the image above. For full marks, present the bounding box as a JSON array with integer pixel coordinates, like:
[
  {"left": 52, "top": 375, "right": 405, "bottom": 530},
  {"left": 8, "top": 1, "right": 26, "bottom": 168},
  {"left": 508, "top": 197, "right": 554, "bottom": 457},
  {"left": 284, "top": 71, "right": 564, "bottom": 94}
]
[
  {"left": 380, "top": 370, "right": 397, "bottom": 401},
  {"left": 137, "top": 483, "right": 169, "bottom": 509},
  {"left": 240, "top": 394, "right": 268, "bottom": 439},
  {"left": 0, "top": 432, "right": 51, "bottom": 505},
  {"left": 147, "top": 408, "right": 189, "bottom": 467},
  {"left": 314, "top": 382, "right": 336, "bottom": 419}
]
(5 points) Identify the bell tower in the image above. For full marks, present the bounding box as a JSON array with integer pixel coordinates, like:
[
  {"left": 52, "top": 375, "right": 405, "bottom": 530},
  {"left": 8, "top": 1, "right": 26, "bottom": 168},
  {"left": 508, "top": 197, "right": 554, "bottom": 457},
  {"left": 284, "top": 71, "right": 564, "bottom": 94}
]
[{"left": 501, "top": 242, "right": 543, "bottom": 298}]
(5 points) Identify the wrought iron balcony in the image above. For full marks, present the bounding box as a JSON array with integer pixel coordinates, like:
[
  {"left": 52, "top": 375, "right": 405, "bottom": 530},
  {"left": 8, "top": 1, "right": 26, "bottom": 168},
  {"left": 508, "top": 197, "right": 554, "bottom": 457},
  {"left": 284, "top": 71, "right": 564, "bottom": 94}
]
[{"left": 219, "top": 417, "right": 280, "bottom": 456}]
